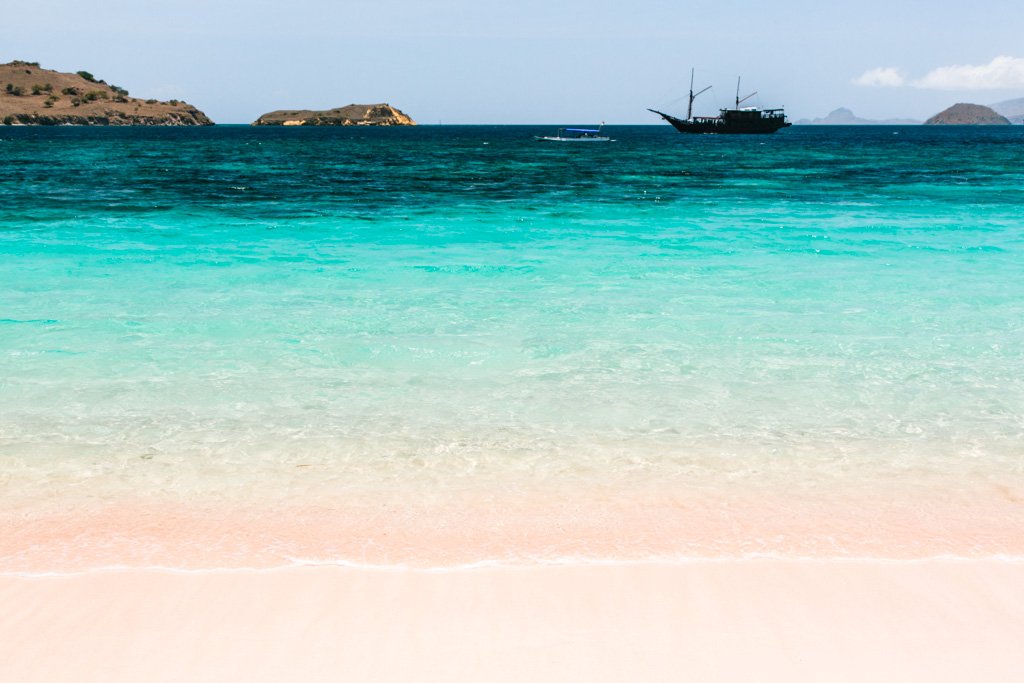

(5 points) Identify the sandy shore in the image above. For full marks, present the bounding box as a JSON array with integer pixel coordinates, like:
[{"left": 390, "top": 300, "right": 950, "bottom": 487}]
[
  {"left": 3, "top": 560, "right": 1023, "bottom": 682},
  {"left": 5, "top": 489, "right": 1024, "bottom": 571}
]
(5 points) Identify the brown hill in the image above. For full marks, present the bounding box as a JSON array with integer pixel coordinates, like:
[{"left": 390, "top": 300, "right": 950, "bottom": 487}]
[
  {"left": 0, "top": 61, "right": 212, "bottom": 126},
  {"left": 925, "top": 103, "right": 1010, "bottom": 125},
  {"left": 252, "top": 104, "right": 414, "bottom": 126}
]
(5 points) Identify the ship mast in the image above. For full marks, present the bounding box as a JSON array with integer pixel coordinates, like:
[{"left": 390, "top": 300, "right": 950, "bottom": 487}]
[
  {"left": 687, "top": 69, "right": 712, "bottom": 121},
  {"left": 687, "top": 69, "right": 695, "bottom": 121},
  {"left": 735, "top": 76, "right": 758, "bottom": 109}
]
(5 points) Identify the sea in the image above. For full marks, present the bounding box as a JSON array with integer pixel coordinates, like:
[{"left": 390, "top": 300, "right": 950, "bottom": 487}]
[{"left": 2, "top": 124, "right": 1023, "bottom": 569}]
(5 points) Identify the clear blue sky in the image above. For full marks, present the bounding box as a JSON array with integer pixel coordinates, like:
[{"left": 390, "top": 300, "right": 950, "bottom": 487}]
[{"left": 4, "top": 1, "right": 1023, "bottom": 123}]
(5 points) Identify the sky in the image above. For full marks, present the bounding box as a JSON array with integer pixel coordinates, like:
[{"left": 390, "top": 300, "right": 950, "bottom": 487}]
[{"left": 3, "top": 0, "right": 1024, "bottom": 123}]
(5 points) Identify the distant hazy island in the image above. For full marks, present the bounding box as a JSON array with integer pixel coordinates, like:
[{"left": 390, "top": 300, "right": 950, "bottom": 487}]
[
  {"left": 796, "top": 108, "right": 920, "bottom": 125},
  {"left": 252, "top": 104, "right": 415, "bottom": 126},
  {"left": 0, "top": 61, "right": 212, "bottom": 126},
  {"left": 925, "top": 103, "right": 1010, "bottom": 125},
  {"left": 799, "top": 102, "right": 1022, "bottom": 126},
  {"left": 990, "top": 97, "right": 1024, "bottom": 124}
]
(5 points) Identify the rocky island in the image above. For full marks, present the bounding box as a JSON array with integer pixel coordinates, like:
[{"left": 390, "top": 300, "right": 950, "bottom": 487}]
[
  {"left": 252, "top": 104, "right": 414, "bottom": 126},
  {"left": 1, "top": 61, "right": 212, "bottom": 126},
  {"left": 925, "top": 103, "right": 1010, "bottom": 125}
]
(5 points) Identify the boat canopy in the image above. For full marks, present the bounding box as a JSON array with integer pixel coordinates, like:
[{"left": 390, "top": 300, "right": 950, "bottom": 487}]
[{"left": 563, "top": 128, "right": 600, "bottom": 133}]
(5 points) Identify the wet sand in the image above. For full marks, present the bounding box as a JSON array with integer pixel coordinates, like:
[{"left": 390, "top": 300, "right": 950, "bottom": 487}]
[{"left": 4, "top": 488, "right": 1024, "bottom": 571}]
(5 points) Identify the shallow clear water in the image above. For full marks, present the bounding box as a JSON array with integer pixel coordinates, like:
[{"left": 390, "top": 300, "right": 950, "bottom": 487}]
[{"left": 2, "top": 125, "right": 1023, "bottom": 564}]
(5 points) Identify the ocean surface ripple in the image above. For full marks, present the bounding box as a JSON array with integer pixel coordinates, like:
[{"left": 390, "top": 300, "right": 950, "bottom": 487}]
[{"left": 2, "top": 125, "right": 1022, "bottom": 565}]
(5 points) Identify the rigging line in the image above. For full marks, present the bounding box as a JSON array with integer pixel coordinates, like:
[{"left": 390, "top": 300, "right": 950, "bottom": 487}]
[
  {"left": 656, "top": 94, "right": 689, "bottom": 112},
  {"left": 650, "top": 82, "right": 688, "bottom": 109},
  {"left": 656, "top": 89, "right": 718, "bottom": 118},
  {"left": 651, "top": 69, "right": 711, "bottom": 113}
]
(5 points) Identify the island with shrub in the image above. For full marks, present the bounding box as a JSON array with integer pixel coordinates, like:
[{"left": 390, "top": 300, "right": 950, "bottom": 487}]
[
  {"left": 0, "top": 61, "right": 212, "bottom": 126},
  {"left": 252, "top": 104, "right": 415, "bottom": 126}
]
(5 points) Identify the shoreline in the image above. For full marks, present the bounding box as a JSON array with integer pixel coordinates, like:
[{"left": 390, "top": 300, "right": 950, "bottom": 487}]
[
  {"left": 5, "top": 553, "right": 1024, "bottom": 578},
  {"left": 5, "top": 490, "right": 1023, "bottom": 572},
  {"left": 4, "top": 559, "right": 1024, "bottom": 682}
]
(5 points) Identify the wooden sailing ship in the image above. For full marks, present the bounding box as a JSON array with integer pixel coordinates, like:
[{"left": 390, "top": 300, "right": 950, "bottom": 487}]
[{"left": 649, "top": 70, "right": 791, "bottom": 134}]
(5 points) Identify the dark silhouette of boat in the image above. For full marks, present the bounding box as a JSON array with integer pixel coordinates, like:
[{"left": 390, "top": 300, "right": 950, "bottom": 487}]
[{"left": 649, "top": 70, "right": 790, "bottom": 134}]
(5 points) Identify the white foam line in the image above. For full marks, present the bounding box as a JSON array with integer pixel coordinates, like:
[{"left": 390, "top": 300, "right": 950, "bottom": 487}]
[{"left": 4, "top": 553, "right": 1024, "bottom": 578}]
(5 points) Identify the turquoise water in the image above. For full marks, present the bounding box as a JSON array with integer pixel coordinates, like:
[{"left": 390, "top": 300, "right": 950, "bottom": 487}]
[{"left": 2, "top": 125, "right": 1023, "bottom": 530}]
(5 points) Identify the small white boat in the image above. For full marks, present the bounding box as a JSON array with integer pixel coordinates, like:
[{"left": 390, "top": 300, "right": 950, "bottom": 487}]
[{"left": 534, "top": 125, "right": 612, "bottom": 142}]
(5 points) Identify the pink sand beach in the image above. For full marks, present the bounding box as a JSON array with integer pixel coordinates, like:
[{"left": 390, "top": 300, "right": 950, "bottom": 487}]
[
  {"left": 3, "top": 560, "right": 1024, "bottom": 682},
  {"left": 3, "top": 488, "right": 1024, "bottom": 682}
]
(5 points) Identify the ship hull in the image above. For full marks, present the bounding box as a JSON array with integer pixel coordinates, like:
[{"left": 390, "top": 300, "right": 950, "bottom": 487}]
[{"left": 650, "top": 109, "right": 791, "bottom": 135}]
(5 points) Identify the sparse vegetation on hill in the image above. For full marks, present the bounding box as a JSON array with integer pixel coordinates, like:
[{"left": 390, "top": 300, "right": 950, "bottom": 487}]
[
  {"left": 0, "top": 61, "right": 213, "bottom": 126},
  {"left": 252, "top": 104, "right": 415, "bottom": 126}
]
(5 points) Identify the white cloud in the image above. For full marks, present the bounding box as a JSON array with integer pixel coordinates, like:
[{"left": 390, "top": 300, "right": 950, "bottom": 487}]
[
  {"left": 853, "top": 67, "right": 905, "bottom": 87},
  {"left": 856, "top": 56, "right": 1024, "bottom": 91},
  {"left": 912, "top": 56, "right": 1024, "bottom": 90}
]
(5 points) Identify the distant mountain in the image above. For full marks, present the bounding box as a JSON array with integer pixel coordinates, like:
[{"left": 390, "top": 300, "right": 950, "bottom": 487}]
[
  {"left": 989, "top": 97, "right": 1024, "bottom": 124},
  {"left": 795, "top": 108, "right": 920, "bottom": 125},
  {"left": 925, "top": 103, "right": 1011, "bottom": 125},
  {"left": 253, "top": 104, "right": 414, "bottom": 126},
  {"left": 0, "top": 61, "right": 212, "bottom": 126}
]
